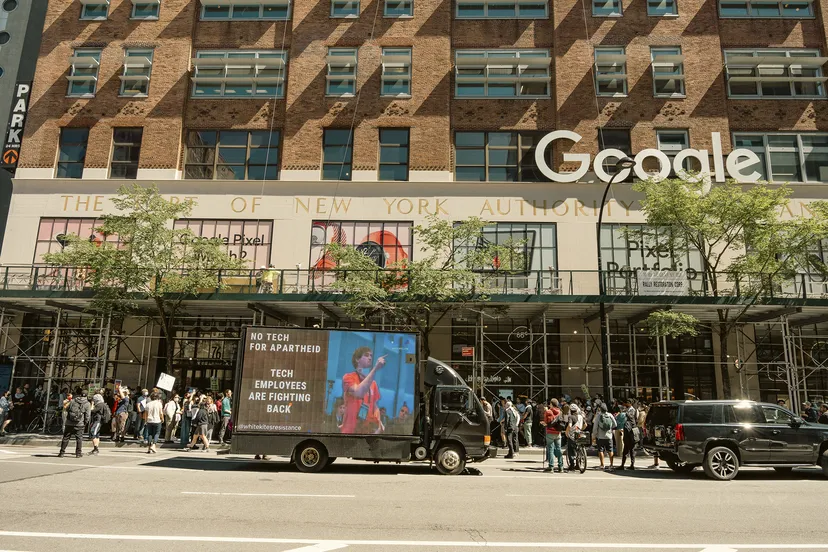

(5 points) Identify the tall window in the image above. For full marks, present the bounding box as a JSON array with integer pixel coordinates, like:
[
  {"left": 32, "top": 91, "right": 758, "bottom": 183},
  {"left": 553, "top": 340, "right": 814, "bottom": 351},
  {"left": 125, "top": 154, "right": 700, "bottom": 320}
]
[
  {"left": 34, "top": 218, "right": 121, "bottom": 263},
  {"left": 201, "top": 1, "right": 291, "bottom": 19},
  {"left": 455, "top": 0, "right": 548, "bottom": 18},
  {"left": 67, "top": 49, "right": 101, "bottom": 97},
  {"left": 174, "top": 219, "right": 274, "bottom": 267},
  {"left": 648, "top": 0, "right": 677, "bottom": 15},
  {"left": 80, "top": 1, "right": 109, "bottom": 20},
  {"left": 651, "top": 46, "right": 685, "bottom": 97},
  {"left": 120, "top": 48, "right": 154, "bottom": 97},
  {"left": 594, "top": 47, "right": 627, "bottom": 96},
  {"left": 597, "top": 129, "right": 631, "bottom": 175},
  {"left": 326, "top": 48, "right": 358, "bottom": 96},
  {"left": 131, "top": 1, "right": 160, "bottom": 19},
  {"left": 331, "top": 0, "right": 359, "bottom": 17},
  {"left": 455, "top": 50, "right": 551, "bottom": 98},
  {"left": 56, "top": 129, "right": 89, "bottom": 179},
  {"left": 322, "top": 129, "right": 353, "bottom": 181},
  {"left": 109, "top": 128, "right": 143, "bottom": 179},
  {"left": 385, "top": 0, "right": 413, "bottom": 16},
  {"left": 593, "top": 0, "right": 621, "bottom": 15},
  {"left": 454, "top": 131, "right": 550, "bottom": 182},
  {"left": 724, "top": 49, "right": 826, "bottom": 99},
  {"left": 656, "top": 130, "right": 696, "bottom": 174},
  {"left": 185, "top": 130, "right": 281, "bottom": 180},
  {"left": 192, "top": 50, "right": 287, "bottom": 98},
  {"left": 733, "top": 132, "right": 828, "bottom": 183},
  {"left": 379, "top": 129, "right": 409, "bottom": 181},
  {"left": 719, "top": 0, "right": 813, "bottom": 17},
  {"left": 381, "top": 48, "right": 411, "bottom": 96}
]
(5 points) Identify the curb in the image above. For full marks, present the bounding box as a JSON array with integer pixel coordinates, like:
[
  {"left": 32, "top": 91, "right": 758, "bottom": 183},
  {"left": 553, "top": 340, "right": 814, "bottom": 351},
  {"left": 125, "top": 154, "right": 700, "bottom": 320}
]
[{"left": 0, "top": 433, "right": 229, "bottom": 450}]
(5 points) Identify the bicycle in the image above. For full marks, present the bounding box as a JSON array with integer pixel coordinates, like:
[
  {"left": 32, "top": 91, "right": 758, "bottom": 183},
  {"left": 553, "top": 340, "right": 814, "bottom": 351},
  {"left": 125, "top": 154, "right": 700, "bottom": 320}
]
[
  {"left": 26, "top": 408, "right": 64, "bottom": 435},
  {"left": 565, "top": 431, "right": 589, "bottom": 473}
]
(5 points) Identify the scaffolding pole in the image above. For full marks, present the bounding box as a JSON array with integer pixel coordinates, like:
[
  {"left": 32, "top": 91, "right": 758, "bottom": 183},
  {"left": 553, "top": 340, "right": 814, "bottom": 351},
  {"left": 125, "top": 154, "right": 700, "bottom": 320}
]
[{"left": 42, "top": 309, "right": 62, "bottom": 429}]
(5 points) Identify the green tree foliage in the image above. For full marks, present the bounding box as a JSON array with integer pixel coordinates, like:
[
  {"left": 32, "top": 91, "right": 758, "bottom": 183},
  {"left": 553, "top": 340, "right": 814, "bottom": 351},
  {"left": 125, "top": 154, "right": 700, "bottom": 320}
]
[
  {"left": 43, "top": 184, "right": 245, "bottom": 381},
  {"left": 632, "top": 177, "right": 828, "bottom": 397},
  {"left": 323, "top": 215, "right": 525, "bottom": 358},
  {"left": 645, "top": 310, "right": 699, "bottom": 339}
]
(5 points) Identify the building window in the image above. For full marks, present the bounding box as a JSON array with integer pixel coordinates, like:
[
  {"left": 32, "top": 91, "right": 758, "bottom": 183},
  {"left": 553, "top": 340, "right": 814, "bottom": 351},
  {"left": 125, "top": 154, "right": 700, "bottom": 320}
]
[
  {"left": 455, "top": 0, "right": 548, "bottom": 18},
  {"left": 651, "top": 46, "right": 685, "bottom": 97},
  {"left": 34, "top": 218, "right": 122, "bottom": 263},
  {"left": 131, "top": 1, "right": 160, "bottom": 19},
  {"left": 331, "top": 0, "right": 359, "bottom": 17},
  {"left": 724, "top": 49, "right": 826, "bottom": 99},
  {"left": 454, "top": 131, "right": 550, "bottom": 182},
  {"left": 326, "top": 48, "right": 357, "bottom": 96},
  {"left": 648, "top": 0, "right": 677, "bottom": 15},
  {"left": 109, "top": 128, "right": 143, "bottom": 179},
  {"left": 379, "top": 129, "right": 409, "bottom": 181},
  {"left": 385, "top": 0, "right": 412, "bottom": 16},
  {"left": 381, "top": 48, "right": 411, "bottom": 96},
  {"left": 719, "top": 0, "right": 813, "bottom": 17},
  {"left": 67, "top": 49, "right": 101, "bottom": 97},
  {"left": 174, "top": 219, "right": 274, "bottom": 267},
  {"left": 594, "top": 47, "right": 627, "bottom": 96},
  {"left": 201, "top": 1, "right": 290, "bottom": 19},
  {"left": 655, "top": 130, "right": 698, "bottom": 175},
  {"left": 322, "top": 129, "right": 353, "bottom": 181},
  {"left": 56, "top": 128, "right": 89, "bottom": 179},
  {"left": 455, "top": 50, "right": 551, "bottom": 98},
  {"left": 593, "top": 0, "right": 621, "bottom": 16},
  {"left": 184, "top": 130, "right": 281, "bottom": 180},
  {"left": 120, "top": 48, "right": 154, "bottom": 97},
  {"left": 597, "top": 129, "right": 631, "bottom": 176},
  {"left": 80, "top": 1, "right": 109, "bottom": 20},
  {"left": 192, "top": 50, "right": 287, "bottom": 98},
  {"left": 733, "top": 132, "right": 828, "bottom": 183}
]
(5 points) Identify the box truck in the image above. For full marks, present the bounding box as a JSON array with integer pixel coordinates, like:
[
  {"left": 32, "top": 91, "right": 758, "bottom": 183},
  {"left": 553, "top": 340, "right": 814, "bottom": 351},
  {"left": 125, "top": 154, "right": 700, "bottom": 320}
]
[{"left": 231, "top": 326, "right": 494, "bottom": 475}]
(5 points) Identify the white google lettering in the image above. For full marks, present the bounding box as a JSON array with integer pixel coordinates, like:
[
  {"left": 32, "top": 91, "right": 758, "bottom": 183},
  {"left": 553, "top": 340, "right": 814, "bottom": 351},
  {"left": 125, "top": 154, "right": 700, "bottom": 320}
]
[{"left": 535, "top": 131, "right": 762, "bottom": 184}]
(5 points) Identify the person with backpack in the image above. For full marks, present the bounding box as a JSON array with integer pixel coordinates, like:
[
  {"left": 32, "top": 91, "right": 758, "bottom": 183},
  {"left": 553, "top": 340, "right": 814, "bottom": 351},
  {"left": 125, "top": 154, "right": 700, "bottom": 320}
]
[
  {"left": 179, "top": 392, "right": 195, "bottom": 447},
  {"left": 205, "top": 396, "right": 220, "bottom": 443},
  {"left": 184, "top": 396, "right": 211, "bottom": 452},
  {"left": 591, "top": 402, "right": 617, "bottom": 471},
  {"left": 612, "top": 405, "right": 626, "bottom": 467},
  {"left": 503, "top": 400, "right": 520, "bottom": 459},
  {"left": 88, "top": 390, "right": 110, "bottom": 456},
  {"left": 541, "top": 398, "right": 565, "bottom": 472},
  {"left": 619, "top": 398, "right": 638, "bottom": 470},
  {"left": 144, "top": 391, "right": 164, "bottom": 454},
  {"left": 565, "top": 404, "right": 585, "bottom": 471},
  {"left": 58, "top": 388, "right": 90, "bottom": 458}
]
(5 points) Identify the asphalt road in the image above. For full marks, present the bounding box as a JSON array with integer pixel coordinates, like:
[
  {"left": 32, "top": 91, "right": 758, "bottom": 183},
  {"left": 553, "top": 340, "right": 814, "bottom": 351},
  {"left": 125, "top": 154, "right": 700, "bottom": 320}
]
[{"left": 0, "top": 443, "right": 827, "bottom": 552}]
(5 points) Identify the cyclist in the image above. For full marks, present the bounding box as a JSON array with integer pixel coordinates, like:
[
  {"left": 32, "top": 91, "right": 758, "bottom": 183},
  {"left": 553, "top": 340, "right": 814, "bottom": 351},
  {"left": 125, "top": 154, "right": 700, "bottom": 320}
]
[{"left": 565, "top": 404, "right": 585, "bottom": 472}]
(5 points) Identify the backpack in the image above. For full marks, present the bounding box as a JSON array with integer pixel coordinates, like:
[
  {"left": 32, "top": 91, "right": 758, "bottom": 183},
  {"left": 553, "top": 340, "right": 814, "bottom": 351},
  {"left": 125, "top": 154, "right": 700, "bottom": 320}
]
[
  {"left": 101, "top": 403, "right": 112, "bottom": 424},
  {"left": 598, "top": 412, "right": 613, "bottom": 432},
  {"left": 553, "top": 414, "right": 568, "bottom": 432},
  {"left": 66, "top": 400, "right": 85, "bottom": 426},
  {"left": 208, "top": 408, "right": 219, "bottom": 426}
]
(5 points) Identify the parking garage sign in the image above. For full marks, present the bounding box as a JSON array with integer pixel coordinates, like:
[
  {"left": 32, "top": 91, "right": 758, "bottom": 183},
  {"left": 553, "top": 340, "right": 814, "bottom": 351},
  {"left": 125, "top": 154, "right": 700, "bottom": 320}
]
[{"left": 2, "top": 83, "right": 32, "bottom": 170}]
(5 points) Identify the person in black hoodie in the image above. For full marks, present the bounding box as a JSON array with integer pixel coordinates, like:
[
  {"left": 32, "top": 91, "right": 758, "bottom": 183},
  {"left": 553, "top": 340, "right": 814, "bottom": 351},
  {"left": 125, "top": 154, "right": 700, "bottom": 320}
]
[
  {"left": 58, "top": 388, "right": 90, "bottom": 458},
  {"left": 88, "top": 391, "right": 109, "bottom": 456}
]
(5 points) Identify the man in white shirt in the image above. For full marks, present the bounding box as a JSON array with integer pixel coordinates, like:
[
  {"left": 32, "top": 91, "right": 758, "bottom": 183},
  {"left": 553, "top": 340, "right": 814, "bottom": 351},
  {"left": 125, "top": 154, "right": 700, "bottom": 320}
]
[
  {"left": 163, "top": 395, "right": 180, "bottom": 443},
  {"left": 144, "top": 391, "right": 164, "bottom": 454}
]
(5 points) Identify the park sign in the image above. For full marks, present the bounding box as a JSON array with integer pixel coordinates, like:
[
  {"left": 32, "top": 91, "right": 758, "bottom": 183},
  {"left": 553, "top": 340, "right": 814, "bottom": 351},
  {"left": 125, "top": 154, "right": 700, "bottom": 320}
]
[
  {"left": 534, "top": 131, "right": 762, "bottom": 184},
  {"left": 1, "top": 83, "right": 31, "bottom": 170}
]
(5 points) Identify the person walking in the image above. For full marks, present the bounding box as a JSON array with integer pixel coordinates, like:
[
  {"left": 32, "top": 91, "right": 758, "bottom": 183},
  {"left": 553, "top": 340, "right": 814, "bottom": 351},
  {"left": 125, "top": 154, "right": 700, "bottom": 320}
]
[
  {"left": 185, "top": 397, "right": 211, "bottom": 451},
  {"left": 619, "top": 398, "right": 638, "bottom": 470},
  {"left": 503, "top": 400, "right": 520, "bottom": 459},
  {"left": 134, "top": 389, "right": 149, "bottom": 444},
  {"left": 179, "top": 392, "right": 194, "bottom": 447},
  {"left": 218, "top": 390, "right": 232, "bottom": 445},
  {"left": 592, "top": 402, "right": 617, "bottom": 471},
  {"left": 612, "top": 405, "right": 626, "bottom": 469},
  {"left": 144, "top": 391, "right": 164, "bottom": 454},
  {"left": 58, "top": 388, "right": 90, "bottom": 458},
  {"left": 520, "top": 397, "right": 533, "bottom": 448},
  {"left": 205, "top": 396, "right": 219, "bottom": 443},
  {"left": 164, "top": 394, "right": 180, "bottom": 443},
  {"left": 541, "top": 398, "right": 565, "bottom": 473},
  {"left": 88, "top": 390, "right": 109, "bottom": 456},
  {"left": 0, "top": 390, "right": 11, "bottom": 435}
]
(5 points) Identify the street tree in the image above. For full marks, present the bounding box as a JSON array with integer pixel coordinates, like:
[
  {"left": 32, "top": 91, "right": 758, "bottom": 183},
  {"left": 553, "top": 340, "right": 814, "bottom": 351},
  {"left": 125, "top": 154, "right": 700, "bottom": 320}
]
[
  {"left": 631, "top": 177, "right": 828, "bottom": 397},
  {"left": 323, "top": 215, "right": 525, "bottom": 359},
  {"left": 43, "top": 184, "right": 245, "bottom": 382}
]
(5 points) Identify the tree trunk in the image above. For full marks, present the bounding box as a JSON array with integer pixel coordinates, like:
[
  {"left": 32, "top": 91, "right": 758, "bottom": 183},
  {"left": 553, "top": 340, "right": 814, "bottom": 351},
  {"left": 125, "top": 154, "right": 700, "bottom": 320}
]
[{"left": 153, "top": 297, "right": 179, "bottom": 387}]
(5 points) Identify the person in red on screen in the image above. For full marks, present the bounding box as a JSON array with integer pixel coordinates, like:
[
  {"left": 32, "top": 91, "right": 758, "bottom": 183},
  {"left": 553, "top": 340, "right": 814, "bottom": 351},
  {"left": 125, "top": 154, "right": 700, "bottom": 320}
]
[{"left": 340, "top": 347, "right": 387, "bottom": 434}]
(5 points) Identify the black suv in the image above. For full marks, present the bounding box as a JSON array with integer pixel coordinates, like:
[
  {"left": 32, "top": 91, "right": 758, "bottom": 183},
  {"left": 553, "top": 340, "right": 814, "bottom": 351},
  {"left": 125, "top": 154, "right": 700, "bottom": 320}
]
[{"left": 643, "top": 400, "right": 828, "bottom": 481}]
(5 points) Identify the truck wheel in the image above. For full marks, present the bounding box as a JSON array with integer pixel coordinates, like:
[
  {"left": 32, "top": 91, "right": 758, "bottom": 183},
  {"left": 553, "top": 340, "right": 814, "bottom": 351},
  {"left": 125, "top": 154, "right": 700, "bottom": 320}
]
[
  {"left": 435, "top": 445, "right": 465, "bottom": 476},
  {"left": 703, "top": 446, "right": 739, "bottom": 481},
  {"left": 295, "top": 442, "right": 329, "bottom": 473}
]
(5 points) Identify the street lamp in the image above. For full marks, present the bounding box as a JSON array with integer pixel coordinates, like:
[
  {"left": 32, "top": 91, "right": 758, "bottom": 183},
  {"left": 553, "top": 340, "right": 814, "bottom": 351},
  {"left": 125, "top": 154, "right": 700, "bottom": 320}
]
[{"left": 596, "top": 156, "right": 637, "bottom": 403}]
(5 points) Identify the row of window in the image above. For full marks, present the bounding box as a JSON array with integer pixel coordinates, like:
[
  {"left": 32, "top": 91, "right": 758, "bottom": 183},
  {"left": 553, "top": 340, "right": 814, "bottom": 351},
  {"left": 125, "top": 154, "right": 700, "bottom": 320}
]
[
  {"left": 54, "top": 127, "right": 828, "bottom": 184},
  {"left": 67, "top": 46, "right": 826, "bottom": 100},
  {"left": 78, "top": 0, "right": 816, "bottom": 20}
]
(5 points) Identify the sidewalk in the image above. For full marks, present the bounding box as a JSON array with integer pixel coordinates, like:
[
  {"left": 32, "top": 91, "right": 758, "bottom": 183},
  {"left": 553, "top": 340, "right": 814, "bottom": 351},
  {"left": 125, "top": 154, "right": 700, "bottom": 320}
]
[{"left": 0, "top": 432, "right": 224, "bottom": 450}]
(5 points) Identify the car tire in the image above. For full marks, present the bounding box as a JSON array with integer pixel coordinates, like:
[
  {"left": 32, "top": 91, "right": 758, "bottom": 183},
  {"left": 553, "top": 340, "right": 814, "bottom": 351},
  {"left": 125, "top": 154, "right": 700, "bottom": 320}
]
[
  {"left": 773, "top": 467, "right": 793, "bottom": 476},
  {"left": 294, "top": 442, "right": 329, "bottom": 473},
  {"left": 435, "top": 444, "right": 466, "bottom": 476},
  {"left": 820, "top": 454, "right": 828, "bottom": 478},
  {"left": 703, "top": 446, "right": 739, "bottom": 481},
  {"left": 666, "top": 459, "right": 696, "bottom": 474}
]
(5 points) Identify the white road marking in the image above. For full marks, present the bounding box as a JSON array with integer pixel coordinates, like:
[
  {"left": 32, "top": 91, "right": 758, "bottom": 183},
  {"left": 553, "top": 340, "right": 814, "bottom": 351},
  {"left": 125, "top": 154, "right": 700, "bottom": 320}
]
[
  {"left": 0, "top": 531, "right": 827, "bottom": 549},
  {"left": 283, "top": 544, "right": 349, "bottom": 551},
  {"left": 0, "top": 449, "right": 18, "bottom": 454},
  {"left": 506, "top": 494, "right": 678, "bottom": 500},
  {"left": 700, "top": 548, "right": 738, "bottom": 552},
  {"left": 182, "top": 491, "right": 355, "bottom": 498}
]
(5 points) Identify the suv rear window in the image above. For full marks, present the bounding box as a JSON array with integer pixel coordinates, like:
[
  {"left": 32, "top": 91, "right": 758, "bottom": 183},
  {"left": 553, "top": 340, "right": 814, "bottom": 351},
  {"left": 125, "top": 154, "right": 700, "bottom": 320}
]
[
  {"left": 647, "top": 404, "right": 678, "bottom": 426},
  {"left": 682, "top": 404, "right": 714, "bottom": 424}
]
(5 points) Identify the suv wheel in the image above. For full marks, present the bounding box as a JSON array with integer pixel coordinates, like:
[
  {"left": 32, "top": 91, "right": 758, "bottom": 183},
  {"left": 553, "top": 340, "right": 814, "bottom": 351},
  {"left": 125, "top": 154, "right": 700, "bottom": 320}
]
[{"left": 703, "top": 446, "right": 739, "bottom": 481}]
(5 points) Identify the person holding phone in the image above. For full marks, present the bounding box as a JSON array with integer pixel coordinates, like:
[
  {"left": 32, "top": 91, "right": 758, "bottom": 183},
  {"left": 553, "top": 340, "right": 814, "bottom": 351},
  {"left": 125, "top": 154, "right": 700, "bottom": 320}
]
[{"left": 339, "top": 347, "right": 386, "bottom": 434}]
